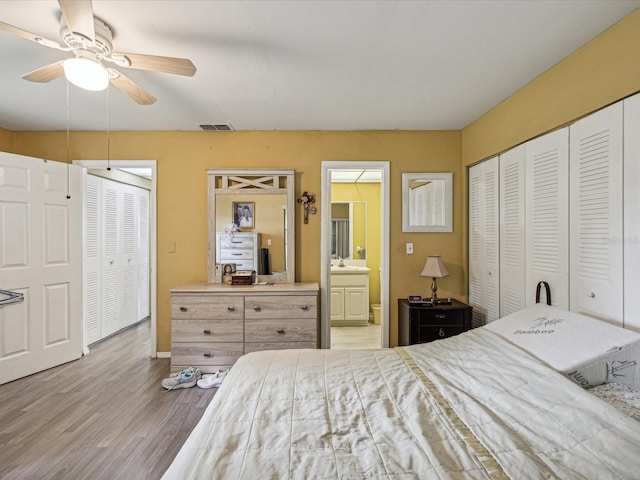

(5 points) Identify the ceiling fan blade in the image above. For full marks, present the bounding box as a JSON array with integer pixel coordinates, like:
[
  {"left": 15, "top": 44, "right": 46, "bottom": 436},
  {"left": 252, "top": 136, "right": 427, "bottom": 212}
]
[
  {"left": 111, "top": 53, "right": 197, "bottom": 77},
  {"left": 22, "top": 62, "right": 65, "bottom": 83},
  {"left": 0, "top": 21, "right": 64, "bottom": 49},
  {"left": 58, "top": 0, "right": 95, "bottom": 42},
  {"left": 109, "top": 70, "right": 157, "bottom": 105}
]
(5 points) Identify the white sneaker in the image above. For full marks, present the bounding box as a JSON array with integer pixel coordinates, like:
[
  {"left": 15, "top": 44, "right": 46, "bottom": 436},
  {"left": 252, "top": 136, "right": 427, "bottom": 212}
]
[
  {"left": 162, "top": 366, "right": 201, "bottom": 390},
  {"left": 197, "top": 369, "right": 227, "bottom": 389}
]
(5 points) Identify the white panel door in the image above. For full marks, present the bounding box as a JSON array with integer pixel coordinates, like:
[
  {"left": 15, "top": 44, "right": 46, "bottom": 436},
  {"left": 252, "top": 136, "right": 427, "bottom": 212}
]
[
  {"left": 468, "top": 156, "right": 499, "bottom": 326},
  {"left": 499, "top": 145, "right": 525, "bottom": 316},
  {"left": 624, "top": 93, "right": 640, "bottom": 331},
  {"left": 0, "top": 153, "right": 82, "bottom": 385},
  {"left": 570, "top": 102, "right": 624, "bottom": 325},
  {"left": 525, "top": 127, "right": 569, "bottom": 309}
]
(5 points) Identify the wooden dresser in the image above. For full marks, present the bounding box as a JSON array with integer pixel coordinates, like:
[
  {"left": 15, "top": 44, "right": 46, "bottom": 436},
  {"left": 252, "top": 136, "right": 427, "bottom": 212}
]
[{"left": 170, "top": 282, "right": 318, "bottom": 373}]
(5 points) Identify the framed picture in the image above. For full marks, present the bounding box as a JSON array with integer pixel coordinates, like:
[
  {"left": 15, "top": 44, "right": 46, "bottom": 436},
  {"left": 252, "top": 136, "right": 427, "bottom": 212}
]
[{"left": 232, "top": 201, "right": 255, "bottom": 229}]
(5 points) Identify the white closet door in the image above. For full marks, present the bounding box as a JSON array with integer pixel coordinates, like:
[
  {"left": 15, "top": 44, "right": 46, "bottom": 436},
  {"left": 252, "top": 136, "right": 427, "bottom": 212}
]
[
  {"left": 121, "top": 184, "right": 138, "bottom": 329},
  {"left": 102, "top": 180, "right": 121, "bottom": 337},
  {"left": 624, "top": 93, "right": 640, "bottom": 331},
  {"left": 84, "top": 174, "right": 102, "bottom": 344},
  {"left": 468, "top": 156, "right": 500, "bottom": 326},
  {"left": 137, "top": 188, "right": 150, "bottom": 321},
  {"left": 499, "top": 145, "right": 525, "bottom": 316},
  {"left": 525, "top": 127, "right": 569, "bottom": 309},
  {"left": 570, "top": 102, "right": 623, "bottom": 325}
]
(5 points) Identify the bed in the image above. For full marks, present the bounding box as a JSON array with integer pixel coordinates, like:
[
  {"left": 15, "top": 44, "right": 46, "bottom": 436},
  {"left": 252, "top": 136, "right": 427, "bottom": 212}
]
[{"left": 162, "top": 306, "right": 640, "bottom": 479}]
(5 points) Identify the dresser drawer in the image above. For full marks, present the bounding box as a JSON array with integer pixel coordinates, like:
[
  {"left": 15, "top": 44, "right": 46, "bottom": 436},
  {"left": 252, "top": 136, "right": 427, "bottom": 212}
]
[
  {"left": 219, "top": 249, "right": 254, "bottom": 260},
  {"left": 245, "top": 341, "right": 316, "bottom": 354},
  {"left": 245, "top": 317, "right": 316, "bottom": 342},
  {"left": 172, "top": 319, "right": 243, "bottom": 343},
  {"left": 171, "top": 342, "right": 244, "bottom": 367},
  {"left": 245, "top": 295, "right": 317, "bottom": 319},
  {"left": 171, "top": 295, "right": 244, "bottom": 320},
  {"left": 219, "top": 236, "right": 255, "bottom": 249}
]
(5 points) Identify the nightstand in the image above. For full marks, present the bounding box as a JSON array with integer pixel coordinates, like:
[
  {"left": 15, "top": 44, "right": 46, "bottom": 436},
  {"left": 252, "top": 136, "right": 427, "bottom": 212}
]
[{"left": 398, "top": 298, "right": 472, "bottom": 346}]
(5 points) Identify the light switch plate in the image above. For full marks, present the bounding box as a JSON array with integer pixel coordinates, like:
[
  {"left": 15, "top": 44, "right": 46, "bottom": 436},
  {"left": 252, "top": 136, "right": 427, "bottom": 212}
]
[{"left": 406, "top": 243, "right": 414, "bottom": 254}]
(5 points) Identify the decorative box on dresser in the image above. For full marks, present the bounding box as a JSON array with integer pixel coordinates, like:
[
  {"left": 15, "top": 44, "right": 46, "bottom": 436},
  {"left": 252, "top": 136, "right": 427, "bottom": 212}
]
[
  {"left": 171, "top": 282, "right": 318, "bottom": 373},
  {"left": 398, "top": 298, "right": 472, "bottom": 346}
]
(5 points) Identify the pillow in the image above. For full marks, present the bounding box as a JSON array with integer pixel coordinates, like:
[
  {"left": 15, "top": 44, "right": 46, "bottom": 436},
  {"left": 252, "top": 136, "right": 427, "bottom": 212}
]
[{"left": 483, "top": 305, "right": 640, "bottom": 389}]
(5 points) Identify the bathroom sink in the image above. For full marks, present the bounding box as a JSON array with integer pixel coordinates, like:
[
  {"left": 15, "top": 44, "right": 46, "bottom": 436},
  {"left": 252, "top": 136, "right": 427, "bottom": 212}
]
[{"left": 331, "top": 265, "right": 371, "bottom": 274}]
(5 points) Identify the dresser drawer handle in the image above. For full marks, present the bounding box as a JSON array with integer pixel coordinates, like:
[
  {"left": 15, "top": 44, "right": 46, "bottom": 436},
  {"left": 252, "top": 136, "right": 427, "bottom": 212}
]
[
  {"left": 435, "top": 314, "right": 446, "bottom": 319},
  {"left": 179, "top": 307, "right": 188, "bottom": 312},
  {"left": 438, "top": 328, "right": 445, "bottom": 337},
  {"left": 253, "top": 306, "right": 262, "bottom": 312},
  {"left": 203, "top": 353, "right": 211, "bottom": 358},
  {"left": 203, "top": 329, "right": 211, "bottom": 335},
  {"left": 227, "top": 306, "right": 235, "bottom": 312},
  {"left": 277, "top": 329, "right": 285, "bottom": 335},
  {"left": 300, "top": 305, "right": 309, "bottom": 311}
]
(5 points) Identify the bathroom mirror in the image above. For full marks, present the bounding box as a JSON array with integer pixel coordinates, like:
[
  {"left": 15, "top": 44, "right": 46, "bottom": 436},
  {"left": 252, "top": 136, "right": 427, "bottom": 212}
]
[
  {"left": 330, "top": 201, "right": 366, "bottom": 260},
  {"left": 402, "top": 173, "right": 452, "bottom": 232},
  {"left": 207, "top": 169, "right": 295, "bottom": 283}
]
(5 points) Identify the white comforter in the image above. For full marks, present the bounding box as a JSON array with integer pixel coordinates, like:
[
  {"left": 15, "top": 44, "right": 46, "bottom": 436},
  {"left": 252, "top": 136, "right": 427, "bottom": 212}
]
[{"left": 163, "top": 328, "right": 640, "bottom": 479}]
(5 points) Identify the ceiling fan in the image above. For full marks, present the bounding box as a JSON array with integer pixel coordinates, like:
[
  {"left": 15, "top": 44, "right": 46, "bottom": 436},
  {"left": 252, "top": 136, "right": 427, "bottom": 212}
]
[{"left": 0, "top": 0, "right": 196, "bottom": 105}]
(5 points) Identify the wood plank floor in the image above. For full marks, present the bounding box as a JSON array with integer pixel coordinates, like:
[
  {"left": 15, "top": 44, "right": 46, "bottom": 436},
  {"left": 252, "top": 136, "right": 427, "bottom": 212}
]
[{"left": 0, "top": 320, "right": 217, "bottom": 480}]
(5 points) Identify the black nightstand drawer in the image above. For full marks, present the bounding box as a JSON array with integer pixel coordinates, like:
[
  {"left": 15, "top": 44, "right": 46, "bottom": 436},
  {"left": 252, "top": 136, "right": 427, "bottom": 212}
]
[
  {"left": 398, "top": 298, "right": 473, "bottom": 346},
  {"left": 418, "top": 310, "right": 464, "bottom": 326},
  {"left": 417, "top": 324, "right": 465, "bottom": 342}
]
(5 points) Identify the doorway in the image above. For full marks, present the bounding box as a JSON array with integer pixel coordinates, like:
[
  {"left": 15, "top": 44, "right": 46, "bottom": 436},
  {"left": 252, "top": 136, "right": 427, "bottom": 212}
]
[
  {"left": 73, "top": 160, "right": 158, "bottom": 357},
  {"left": 320, "top": 161, "right": 390, "bottom": 349}
]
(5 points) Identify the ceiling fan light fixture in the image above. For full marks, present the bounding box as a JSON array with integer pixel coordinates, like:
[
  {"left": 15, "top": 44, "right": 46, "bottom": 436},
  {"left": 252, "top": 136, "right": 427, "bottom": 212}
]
[{"left": 63, "top": 57, "right": 109, "bottom": 91}]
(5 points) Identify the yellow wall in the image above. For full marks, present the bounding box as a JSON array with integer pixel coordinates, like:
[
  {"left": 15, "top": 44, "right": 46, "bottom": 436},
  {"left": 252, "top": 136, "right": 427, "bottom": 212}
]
[
  {"left": 462, "top": 9, "right": 640, "bottom": 166},
  {"left": 0, "top": 127, "right": 15, "bottom": 152},
  {"left": 12, "top": 130, "right": 463, "bottom": 348}
]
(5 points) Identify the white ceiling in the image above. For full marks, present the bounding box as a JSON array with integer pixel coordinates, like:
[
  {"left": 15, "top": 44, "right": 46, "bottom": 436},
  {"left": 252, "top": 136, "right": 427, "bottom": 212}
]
[{"left": 0, "top": 0, "right": 638, "bottom": 132}]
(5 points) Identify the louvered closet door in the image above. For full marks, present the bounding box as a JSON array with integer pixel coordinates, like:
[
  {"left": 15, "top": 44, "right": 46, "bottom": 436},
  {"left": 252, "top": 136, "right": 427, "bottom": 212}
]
[
  {"left": 84, "top": 174, "right": 102, "bottom": 344},
  {"left": 102, "top": 180, "right": 121, "bottom": 337},
  {"left": 624, "top": 93, "right": 640, "bottom": 331},
  {"left": 137, "top": 188, "right": 150, "bottom": 321},
  {"left": 499, "top": 145, "right": 525, "bottom": 316},
  {"left": 121, "top": 184, "right": 138, "bottom": 329},
  {"left": 525, "top": 128, "right": 569, "bottom": 309},
  {"left": 468, "top": 156, "right": 500, "bottom": 327},
  {"left": 570, "top": 102, "right": 623, "bottom": 325}
]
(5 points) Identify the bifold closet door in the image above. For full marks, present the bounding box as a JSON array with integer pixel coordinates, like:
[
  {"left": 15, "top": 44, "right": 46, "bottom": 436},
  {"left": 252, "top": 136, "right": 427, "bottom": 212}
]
[
  {"left": 570, "top": 102, "right": 623, "bottom": 325},
  {"left": 137, "top": 188, "right": 150, "bottom": 321},
  {"left": 499, "top": 145, "right": 525, "bottom": 316},
  {"left": 102, "top": 179, "right": 121, "bottom": 338},
  {"left": 468, "top": 156, "right": 500, "bottom": 327},
  {"left": 624, "top": 93, "right": 640, "bottom": 331},
  {"left": 84, "top": 174, "right": 102, "bottom": 344},
  {"left": 525, "top": 127, "right": 569, "bottom": 309}
]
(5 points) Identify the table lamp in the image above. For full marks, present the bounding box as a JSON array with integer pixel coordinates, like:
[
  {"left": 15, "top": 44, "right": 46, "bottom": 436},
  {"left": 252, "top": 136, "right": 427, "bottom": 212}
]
[{"left": 421, "top": 255, "right": 449, "bottom": 304}]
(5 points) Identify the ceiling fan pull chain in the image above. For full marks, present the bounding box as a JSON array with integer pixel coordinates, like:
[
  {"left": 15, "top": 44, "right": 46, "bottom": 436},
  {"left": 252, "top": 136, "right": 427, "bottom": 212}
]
[
  {"left": 107, "top": 84, "right": 111, "bottom": 171},
  {"left": 66, "top": 79, "right": 71, "bottom": 199}
]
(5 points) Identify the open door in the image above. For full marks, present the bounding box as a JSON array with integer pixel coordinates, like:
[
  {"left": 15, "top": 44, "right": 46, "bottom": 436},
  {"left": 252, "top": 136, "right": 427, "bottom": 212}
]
[{"left": 0, "top": 152, "right": 83, "bottom": 385}]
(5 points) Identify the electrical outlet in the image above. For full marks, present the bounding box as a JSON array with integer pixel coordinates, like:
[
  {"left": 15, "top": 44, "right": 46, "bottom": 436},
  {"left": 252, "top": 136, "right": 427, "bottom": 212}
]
[
  {"left": 406, "top": 243, "right": 414, "bottom": 254},
  {"left": 267, "top": 239, "right": 272, "bottom": 246}
]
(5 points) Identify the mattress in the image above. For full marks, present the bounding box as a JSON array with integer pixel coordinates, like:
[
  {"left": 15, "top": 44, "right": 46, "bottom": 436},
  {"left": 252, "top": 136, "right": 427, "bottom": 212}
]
[
  {"left": 483, "top": 304, "right": 640, "bottom": 389},
  {"left": 162, "top": 328, "right": 640, "bottom": 479}
]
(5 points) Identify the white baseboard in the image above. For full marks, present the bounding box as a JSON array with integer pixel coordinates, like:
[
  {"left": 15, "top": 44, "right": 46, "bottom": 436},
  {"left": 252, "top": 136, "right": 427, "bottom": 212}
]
[{"left": 156, "top": 351, "right": 171, "bottom": 359}]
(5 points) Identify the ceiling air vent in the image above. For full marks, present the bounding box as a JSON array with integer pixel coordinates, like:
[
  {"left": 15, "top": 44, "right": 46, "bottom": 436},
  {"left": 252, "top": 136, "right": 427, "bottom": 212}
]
[{"left": 199, "top": 124, "right": 234, "bottom": 131}]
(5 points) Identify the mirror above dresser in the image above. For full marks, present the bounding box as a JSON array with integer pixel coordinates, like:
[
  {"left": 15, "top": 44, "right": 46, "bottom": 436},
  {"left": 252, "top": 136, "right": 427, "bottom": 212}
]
[{"left": 207, "top": 169, "right": 295, "bottom": 284}]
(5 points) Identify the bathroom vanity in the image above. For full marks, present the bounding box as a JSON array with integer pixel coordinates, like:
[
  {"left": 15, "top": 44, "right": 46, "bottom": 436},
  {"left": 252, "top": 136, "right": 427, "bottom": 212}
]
[{"left": 330, "top": 265, "right": 370, "bottom": 326}]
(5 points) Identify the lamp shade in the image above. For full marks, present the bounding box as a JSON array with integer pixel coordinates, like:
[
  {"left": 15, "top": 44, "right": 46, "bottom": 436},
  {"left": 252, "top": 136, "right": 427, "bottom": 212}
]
[
  {"left": 421, "top": 255, "right": 449, "bottom": 278},
  {"left": 63, "top": 58, "right": 110, "bottom": 91}
]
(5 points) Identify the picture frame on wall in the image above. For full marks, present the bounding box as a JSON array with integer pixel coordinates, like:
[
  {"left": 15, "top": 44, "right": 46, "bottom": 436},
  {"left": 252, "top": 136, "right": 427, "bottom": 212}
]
[{"left": 233, "top": 201, "right": 255, "bottom": 229}]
